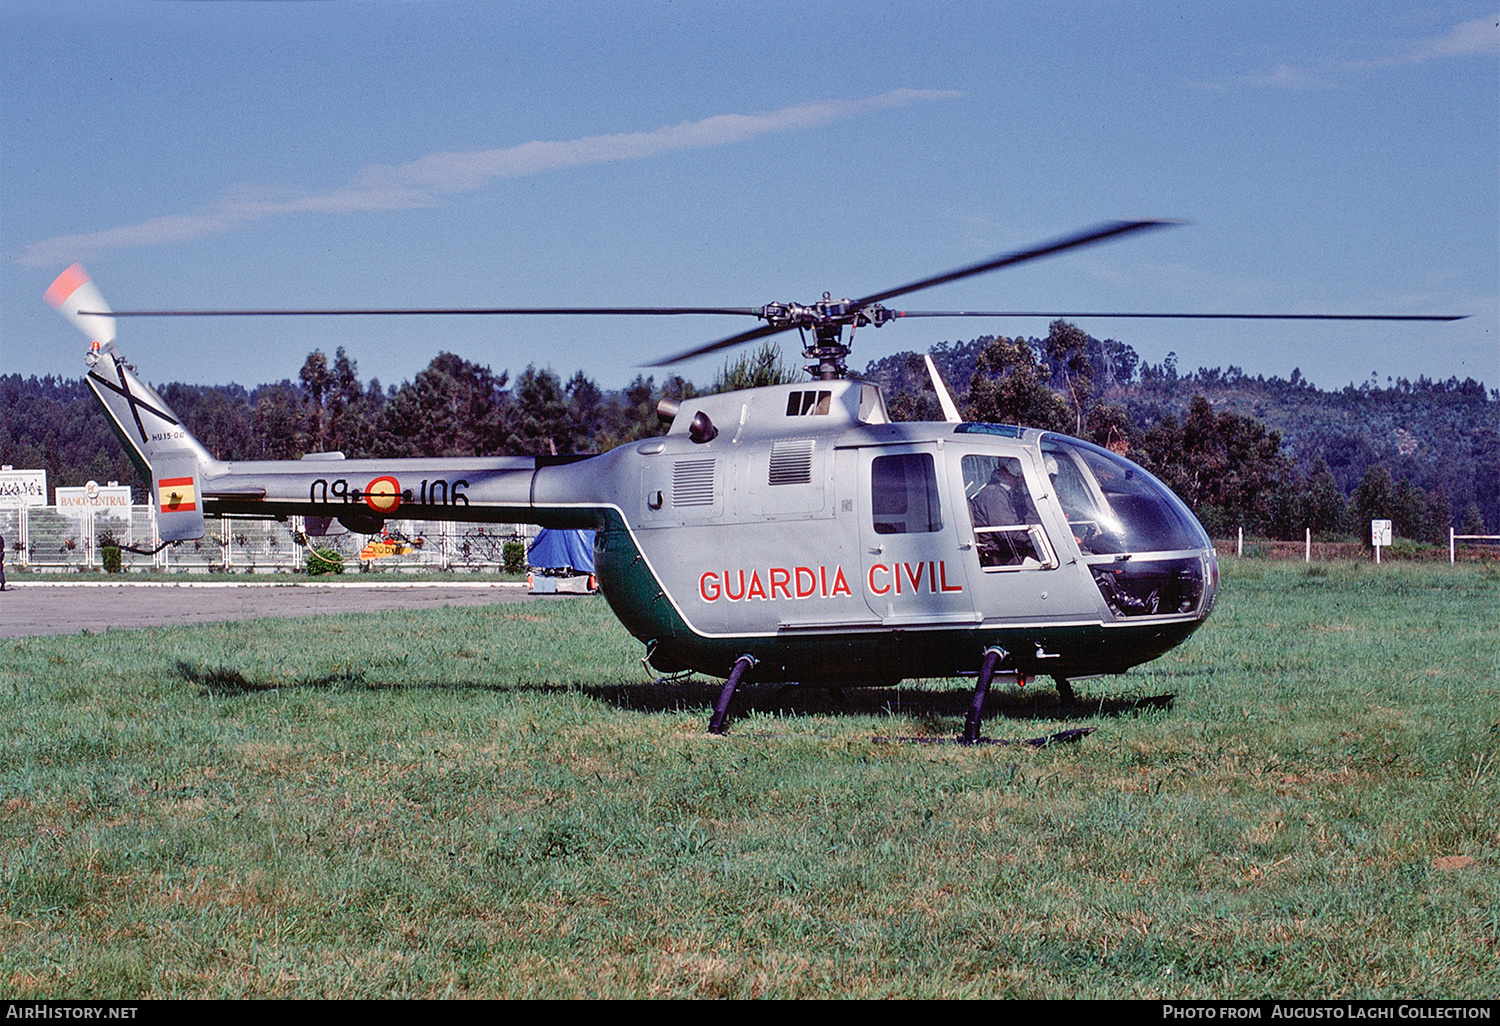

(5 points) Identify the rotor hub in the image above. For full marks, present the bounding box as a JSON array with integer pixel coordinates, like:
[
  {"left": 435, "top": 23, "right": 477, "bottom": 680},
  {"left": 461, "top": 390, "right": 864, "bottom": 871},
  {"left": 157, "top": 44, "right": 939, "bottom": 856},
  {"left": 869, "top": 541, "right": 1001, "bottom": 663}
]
[{"left": 756, "top": 294, "right": 899, "bottom": 379}]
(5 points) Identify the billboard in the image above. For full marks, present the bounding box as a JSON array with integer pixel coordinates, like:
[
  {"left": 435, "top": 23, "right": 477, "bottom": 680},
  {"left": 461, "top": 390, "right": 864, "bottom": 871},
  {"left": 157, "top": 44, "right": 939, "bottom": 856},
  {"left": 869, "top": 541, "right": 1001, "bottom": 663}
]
[
  {"left": 55, "top": 480, "right": 133, "bottom": 514},
  {"left": 0, "top": 468, "right": 47, "bottom": 509}
]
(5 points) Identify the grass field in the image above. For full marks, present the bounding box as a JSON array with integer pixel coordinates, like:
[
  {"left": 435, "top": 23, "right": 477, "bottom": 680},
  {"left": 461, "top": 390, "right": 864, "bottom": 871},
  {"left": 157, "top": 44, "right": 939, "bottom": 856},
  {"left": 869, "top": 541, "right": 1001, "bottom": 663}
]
[{"left": 1, "top": 561, "right": 1495, "bottom": 999}]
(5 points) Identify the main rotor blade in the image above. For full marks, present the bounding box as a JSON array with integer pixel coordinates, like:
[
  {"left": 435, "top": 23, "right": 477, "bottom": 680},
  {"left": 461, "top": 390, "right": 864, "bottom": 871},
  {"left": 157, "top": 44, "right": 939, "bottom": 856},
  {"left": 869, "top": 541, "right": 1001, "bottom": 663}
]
[
  {"left": 87, "top": 306, "right": 764, "bottom": 318},
  {"left": 645, "top": 321, "right": 795, "bottom": 367},
  {"left": 646, "top": 220, "right": 1182, "bottom": 367},
  {"left": 889, "top": 311, "right": 1467, "bottom": 321},
  {"left": 848, "top": 219, "right": 1175, "bottom": 309}
]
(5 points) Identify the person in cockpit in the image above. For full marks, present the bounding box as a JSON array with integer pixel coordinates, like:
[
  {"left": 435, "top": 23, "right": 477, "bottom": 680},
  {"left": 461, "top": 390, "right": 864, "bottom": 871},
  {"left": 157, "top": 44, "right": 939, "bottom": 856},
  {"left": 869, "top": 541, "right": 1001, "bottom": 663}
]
[{"left": 969, "top": 459, "right": 1040, "bottom": 567}]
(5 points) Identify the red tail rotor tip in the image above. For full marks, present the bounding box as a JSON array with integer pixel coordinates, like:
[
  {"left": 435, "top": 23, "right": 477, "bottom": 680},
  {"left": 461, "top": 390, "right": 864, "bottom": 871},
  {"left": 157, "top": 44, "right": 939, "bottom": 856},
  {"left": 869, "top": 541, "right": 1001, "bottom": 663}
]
[{"left": 45, "top": 264, "right": 90, "bottom": 309}]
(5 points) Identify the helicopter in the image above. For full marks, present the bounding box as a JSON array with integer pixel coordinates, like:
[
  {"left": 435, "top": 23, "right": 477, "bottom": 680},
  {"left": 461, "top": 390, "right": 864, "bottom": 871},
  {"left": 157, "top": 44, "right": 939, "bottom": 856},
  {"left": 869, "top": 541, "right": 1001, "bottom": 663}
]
[{"left": 45, "top": 221, "right": 1463, "bottom": 740}]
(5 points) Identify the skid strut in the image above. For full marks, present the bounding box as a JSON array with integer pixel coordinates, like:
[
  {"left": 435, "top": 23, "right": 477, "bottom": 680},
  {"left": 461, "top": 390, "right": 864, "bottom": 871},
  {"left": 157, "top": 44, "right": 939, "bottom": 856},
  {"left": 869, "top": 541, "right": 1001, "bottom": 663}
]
[
  {"left": 1054, "top": 676, "right": 1076, "bottom": 703},
  {"left": 708, "top": 654, "right": 757, "bottom": 735},
  {"left": 963, "top": 646, "right": 1009, "bottom": 744}
]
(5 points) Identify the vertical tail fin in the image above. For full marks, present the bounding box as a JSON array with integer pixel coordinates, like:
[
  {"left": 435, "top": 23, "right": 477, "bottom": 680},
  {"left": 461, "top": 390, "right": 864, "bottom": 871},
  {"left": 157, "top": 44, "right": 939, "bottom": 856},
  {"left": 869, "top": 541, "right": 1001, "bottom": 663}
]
[{"left": 47, "top": 265, "right": 213, "bottom": 540}]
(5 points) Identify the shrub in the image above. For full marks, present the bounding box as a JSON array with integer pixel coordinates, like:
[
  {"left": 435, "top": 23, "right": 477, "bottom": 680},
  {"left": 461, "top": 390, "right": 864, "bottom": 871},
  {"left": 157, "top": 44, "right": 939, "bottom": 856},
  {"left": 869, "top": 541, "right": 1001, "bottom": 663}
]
[
  {"left": 503, "top": 540, "right": 526, "bottom": 574},
  {"left": 306, "top": 548, "right": 345, "bottom": 575},
  {"left": 98, "top": 529, "right": 123, "bottom": 574}
]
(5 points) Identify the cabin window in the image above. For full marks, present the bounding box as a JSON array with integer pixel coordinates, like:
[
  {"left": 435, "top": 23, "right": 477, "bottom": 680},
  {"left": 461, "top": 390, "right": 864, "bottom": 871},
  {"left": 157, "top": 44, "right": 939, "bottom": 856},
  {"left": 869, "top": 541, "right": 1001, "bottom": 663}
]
[
  {"left": 785, "top": 390, "right": 833, "bottom": 416},
  {"left": 1089, "top": 558, "right": 1206, "bottom": 617},
  {"left": 871, "top": 452, "right": 942, "bottom": 534},
  {"left": 962, "top": 454, "right": 1055, "bottom": 570}
]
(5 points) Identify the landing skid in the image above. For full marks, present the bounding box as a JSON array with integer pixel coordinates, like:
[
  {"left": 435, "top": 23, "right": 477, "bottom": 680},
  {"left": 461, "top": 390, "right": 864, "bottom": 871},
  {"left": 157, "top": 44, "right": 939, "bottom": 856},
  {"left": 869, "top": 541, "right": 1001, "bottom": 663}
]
[{"left": 701, "top": 651, "right": 1159, "bottom": 740}]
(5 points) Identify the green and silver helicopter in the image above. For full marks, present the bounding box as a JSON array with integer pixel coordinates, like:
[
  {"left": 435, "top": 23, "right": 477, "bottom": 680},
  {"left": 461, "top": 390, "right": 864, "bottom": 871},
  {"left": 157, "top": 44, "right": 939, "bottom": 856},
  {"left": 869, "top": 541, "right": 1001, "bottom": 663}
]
[{"left": 48, "top": 221, "right": 1460, "bottom": 739}]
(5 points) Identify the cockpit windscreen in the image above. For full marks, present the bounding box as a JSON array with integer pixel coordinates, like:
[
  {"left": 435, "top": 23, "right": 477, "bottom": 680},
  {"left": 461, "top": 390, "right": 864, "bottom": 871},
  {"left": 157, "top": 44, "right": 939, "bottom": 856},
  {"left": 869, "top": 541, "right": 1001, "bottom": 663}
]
[{"left": 1041, "top": 436, "right": 1210, "bottom": 554}]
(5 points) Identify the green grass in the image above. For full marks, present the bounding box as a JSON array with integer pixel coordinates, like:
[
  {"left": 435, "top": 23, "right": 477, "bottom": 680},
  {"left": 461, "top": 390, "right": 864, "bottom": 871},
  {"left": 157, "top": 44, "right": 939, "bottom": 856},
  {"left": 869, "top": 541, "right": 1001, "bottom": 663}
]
[{"left": 1, "top": 561, "right": 1495, "bottom": 998}]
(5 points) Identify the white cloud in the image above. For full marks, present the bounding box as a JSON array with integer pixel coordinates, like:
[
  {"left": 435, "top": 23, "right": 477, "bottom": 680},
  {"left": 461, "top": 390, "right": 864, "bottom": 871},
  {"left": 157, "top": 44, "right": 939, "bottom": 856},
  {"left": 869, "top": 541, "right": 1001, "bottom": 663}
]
[
  {"left": 1198, "top": 14, "right": 1498, "bottom": 92},
  {"left": 18, "top": 89, "right": 961, "bottom": 267},
  {"left": 1388, "top": 15, "right": 1500, "bottom": 63},
  {"left": 1241, "top": 63, "right": 1330, "bottom": 90}
]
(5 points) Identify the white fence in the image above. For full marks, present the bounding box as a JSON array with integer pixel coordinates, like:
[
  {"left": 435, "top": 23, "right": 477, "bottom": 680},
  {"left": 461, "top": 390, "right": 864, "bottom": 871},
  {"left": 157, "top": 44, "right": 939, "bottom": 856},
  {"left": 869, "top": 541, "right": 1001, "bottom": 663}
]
[
  {"left": 1222, "top": 526, "right": 1499, "bottom": 563},
  {"left": 0, "top": 504, "right": 537, "bottom": 573},
  {"left": 1450, "top": 531, "right": 1500, "bottom": 563}
]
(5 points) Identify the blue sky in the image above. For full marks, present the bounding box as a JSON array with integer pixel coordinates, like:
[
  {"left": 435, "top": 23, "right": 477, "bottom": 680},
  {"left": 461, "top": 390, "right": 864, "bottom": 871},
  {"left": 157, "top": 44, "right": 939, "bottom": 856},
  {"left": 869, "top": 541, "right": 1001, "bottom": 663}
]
[{"left": 3, "top": 1, "right": 1496, "bottom": 396}]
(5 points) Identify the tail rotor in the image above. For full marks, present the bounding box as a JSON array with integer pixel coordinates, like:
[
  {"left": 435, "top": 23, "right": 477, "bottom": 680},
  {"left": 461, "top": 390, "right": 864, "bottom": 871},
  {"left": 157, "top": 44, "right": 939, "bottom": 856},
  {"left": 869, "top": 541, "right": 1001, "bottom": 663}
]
[{"left": 44, "top": 264, "right": 117, "bottom": 347}]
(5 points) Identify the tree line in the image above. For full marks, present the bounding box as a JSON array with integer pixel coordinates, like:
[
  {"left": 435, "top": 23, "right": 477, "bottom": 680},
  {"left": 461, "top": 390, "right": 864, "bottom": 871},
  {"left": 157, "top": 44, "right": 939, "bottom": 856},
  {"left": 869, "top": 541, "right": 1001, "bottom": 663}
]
[{"left": 3, "top": 323, "right": 1494, "bottom": 544}]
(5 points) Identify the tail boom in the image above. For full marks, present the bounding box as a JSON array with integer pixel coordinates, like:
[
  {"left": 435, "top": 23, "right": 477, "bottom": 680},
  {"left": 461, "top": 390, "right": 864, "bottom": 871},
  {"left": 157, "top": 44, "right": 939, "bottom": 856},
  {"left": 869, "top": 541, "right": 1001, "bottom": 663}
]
[
  {"left": 50, "top": 265, "right": 610, "bottom": 541},
  {"left": 193, "top": 455, "right": 602, "bottom": 532}
]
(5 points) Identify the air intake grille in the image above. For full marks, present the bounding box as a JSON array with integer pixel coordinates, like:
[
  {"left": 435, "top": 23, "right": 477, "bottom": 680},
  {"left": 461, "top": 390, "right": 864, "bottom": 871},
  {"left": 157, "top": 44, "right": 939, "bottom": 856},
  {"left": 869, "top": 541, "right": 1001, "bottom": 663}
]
[
  {"left": 672, "top": 458, "right": 716, "bottom": 506},
  {"left": 769, "top": 438, "right": 815, "bottom": 485}
]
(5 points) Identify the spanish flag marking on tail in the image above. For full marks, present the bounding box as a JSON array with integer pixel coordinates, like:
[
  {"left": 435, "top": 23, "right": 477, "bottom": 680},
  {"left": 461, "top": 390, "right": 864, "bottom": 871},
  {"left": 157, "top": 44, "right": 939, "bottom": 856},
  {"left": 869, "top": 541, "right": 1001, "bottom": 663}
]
[{"left": 159, "top": 476, "right": 196, "bottom": 513}]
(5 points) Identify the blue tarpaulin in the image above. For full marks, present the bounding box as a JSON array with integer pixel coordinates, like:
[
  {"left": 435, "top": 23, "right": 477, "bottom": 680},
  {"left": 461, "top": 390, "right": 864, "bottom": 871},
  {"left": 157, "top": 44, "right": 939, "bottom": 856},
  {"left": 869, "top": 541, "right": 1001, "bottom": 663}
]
[{"left": 527, "top": 528, "right": 595, "bottom": 574}]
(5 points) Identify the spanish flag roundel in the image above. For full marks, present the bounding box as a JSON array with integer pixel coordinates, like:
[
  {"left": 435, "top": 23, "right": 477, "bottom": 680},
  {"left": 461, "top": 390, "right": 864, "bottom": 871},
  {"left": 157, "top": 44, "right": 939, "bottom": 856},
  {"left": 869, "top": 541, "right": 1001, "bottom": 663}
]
[{"left": 364, "top": 475, "right": 402, "bottom": 514}]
